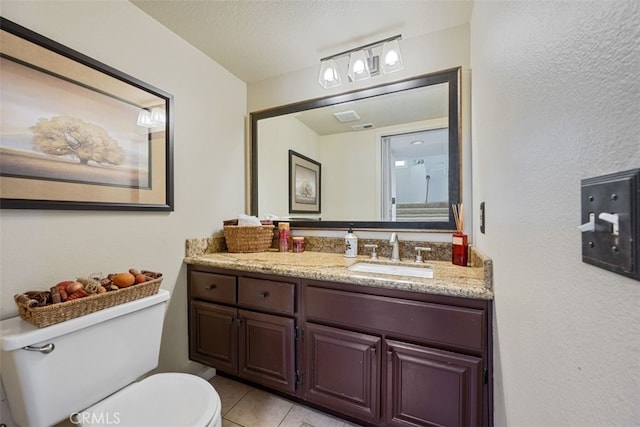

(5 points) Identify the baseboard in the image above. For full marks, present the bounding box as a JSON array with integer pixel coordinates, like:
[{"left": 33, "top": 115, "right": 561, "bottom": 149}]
[{"left": 195, "top": 366, "right": 217, "bottom": 380}]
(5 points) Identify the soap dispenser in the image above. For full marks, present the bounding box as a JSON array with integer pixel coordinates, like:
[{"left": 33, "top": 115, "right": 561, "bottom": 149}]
[{"left": 344, "top": 224, "right": 358, "bottom": 258}]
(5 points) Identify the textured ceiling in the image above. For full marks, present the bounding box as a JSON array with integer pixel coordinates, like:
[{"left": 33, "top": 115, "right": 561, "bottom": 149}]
[
  {"left": 295, "top": 82, "right": 448, "bottom": 135},
  {"left": 131, "top": 0, "right": 473, "bottom": 83}
]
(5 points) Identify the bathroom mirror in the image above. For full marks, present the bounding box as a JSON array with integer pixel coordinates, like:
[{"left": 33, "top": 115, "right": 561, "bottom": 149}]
[{"left": 250, "top": 67, "right": 460, "bottom": 230}]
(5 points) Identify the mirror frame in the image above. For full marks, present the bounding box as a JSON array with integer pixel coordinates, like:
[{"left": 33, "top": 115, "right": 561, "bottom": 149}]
[{"left": 250, "top": 66, "right": 461, "bottom": 230}]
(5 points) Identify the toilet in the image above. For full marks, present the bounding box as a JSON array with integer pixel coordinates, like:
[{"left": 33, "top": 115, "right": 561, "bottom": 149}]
[{"left": 0, "top": 289, "right": 222, "bottom": 427}]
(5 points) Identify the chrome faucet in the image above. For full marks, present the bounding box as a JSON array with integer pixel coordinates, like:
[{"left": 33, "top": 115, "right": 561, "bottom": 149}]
[{"left": 389, "top": 232, "right": 400, "bottom": 261}]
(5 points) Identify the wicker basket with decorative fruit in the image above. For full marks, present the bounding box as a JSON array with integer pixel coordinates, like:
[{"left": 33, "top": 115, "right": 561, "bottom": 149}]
[{"left": 14, "top": 268, "right": 162, "bottom": 328}]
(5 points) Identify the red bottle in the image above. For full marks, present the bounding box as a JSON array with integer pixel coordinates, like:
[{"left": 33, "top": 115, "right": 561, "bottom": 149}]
[
  {"left": 452, "top": 232, "right": 468, "bottom": 266},
  {"left": 278, "top": 222, "right": 290, "bottom": 252}
]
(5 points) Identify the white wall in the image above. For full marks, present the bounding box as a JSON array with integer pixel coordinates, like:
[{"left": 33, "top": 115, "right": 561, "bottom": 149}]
[
  {"left": 248, "top": 24, "right": 470, "bottom": 113},
  {"left": 260, "top": 116, "right": 447, "bottom": 221},
  {"left": 258, "top": 114, "right": 320, "bottom": 218},
  {"left": 320, "top": 131, "right": 378, "bottom": 220},
  {"left": 320, "top": 119, "right": 448, "bottom": 221},
  {"left": 471, "top": 1, "right": 639, "bottom": 425},
  {"left": 0, "top": 0, "right": 246, "bottom": 378},
  {"left": 249, "top": 24, "right": 472, "bottom": 241}
]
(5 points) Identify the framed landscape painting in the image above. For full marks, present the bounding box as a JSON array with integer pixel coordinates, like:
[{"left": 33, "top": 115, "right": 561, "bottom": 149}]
[
  {"left": 289, "top": 150, "right": 321, "bottom": 214},
  {"left": 0, "top": 18, "right": 174, "bottom": 211}
]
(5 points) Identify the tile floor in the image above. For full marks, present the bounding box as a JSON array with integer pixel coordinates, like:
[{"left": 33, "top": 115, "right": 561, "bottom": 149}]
[
  {"left": 210, "top": 375, "right": 361, "bottom": 427},
  {"left": 47, "top": 374, "right": 359, "bottom": 427}
]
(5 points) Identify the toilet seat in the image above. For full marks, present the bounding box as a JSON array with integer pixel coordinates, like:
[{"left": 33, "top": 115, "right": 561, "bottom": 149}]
[{"left": 81, "top": 373, "right": 220, "bottom": 427}]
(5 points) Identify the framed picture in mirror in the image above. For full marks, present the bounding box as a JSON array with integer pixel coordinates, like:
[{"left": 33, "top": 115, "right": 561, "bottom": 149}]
[{"left": 289, "top": 150, "right": 321, "bottom": 214}]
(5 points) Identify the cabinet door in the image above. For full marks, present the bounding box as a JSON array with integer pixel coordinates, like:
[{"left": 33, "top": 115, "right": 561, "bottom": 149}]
[
  {"left": 304, "top": 323, "right": 380, "bottom": 424},
  {"left": 189, "top": 301, "right": 238, "bottom": 374},
  {"left": 385, "top": 340, "right": 482, "bottom": 427},
  {"left": 238, "top": 309, "right": 295, "bottom": 394}
]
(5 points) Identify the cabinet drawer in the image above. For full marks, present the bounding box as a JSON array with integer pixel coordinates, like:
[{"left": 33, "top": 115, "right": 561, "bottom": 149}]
[
  {"left": 305, "top": 286, "right": 485, "bottom": 353},
  {"left": 238, "top": 277, "right": 295, "bottom": 315},
  {"left": 190, "top": 271, "right": 237, "bottom": 304}
]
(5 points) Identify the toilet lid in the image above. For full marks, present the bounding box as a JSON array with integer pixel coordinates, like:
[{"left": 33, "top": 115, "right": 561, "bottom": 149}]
[{"left": 83, "top": 373, "right": 218, "bottom": 427}]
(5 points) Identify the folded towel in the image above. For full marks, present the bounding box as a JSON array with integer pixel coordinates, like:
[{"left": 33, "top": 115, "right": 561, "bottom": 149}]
[
  {"left": 238, "top": 214, "right": 262, "bottom": 226},
  {"left": 224, "top": 217, "right": 273, "bottom": 226}
]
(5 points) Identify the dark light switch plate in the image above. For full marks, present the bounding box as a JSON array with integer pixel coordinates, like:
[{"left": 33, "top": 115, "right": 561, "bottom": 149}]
[{"left": 580, "top": 168, "right": 640, "bottom": 280}]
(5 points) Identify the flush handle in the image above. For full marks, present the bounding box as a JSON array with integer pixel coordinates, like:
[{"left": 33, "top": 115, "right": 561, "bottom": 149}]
[{"left": 23, "top": 343, "right": 55, "bottom": 354}]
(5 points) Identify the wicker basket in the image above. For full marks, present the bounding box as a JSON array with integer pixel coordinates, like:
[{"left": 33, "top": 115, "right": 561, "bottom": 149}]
[
  {"left": 14, "top": 278, "right": 162, "bottom": 328},
  {"left": 224, "top": 224, "right": 274, "bottom": 253}
]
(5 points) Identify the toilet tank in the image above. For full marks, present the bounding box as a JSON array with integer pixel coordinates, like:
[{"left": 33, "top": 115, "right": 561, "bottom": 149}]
[{"left": 0, "top": 289, "right": 170, "bottom": 427}]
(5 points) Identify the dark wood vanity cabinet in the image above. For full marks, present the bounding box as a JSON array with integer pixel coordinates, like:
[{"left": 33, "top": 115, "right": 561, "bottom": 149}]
[
  {"left": 188, "top": 266, "right": 296, "bottom": 394},
  {"left": 385, "top": 340, "right": 482, "bottom": 426},
  {"left": 238, "top": 308, "right": 295, "bottom": 392},
  {"left": 305, "top": 322, "right": 381, "bottom": 424},
  {"left": 188, "top": 266, "right": 493, "bottom": 426},
  {"left": 190, "top": 300, "right": 238, "bottom": 372},
  {"left": 302, "top": 280, "right": 492, "bottom": 427}
]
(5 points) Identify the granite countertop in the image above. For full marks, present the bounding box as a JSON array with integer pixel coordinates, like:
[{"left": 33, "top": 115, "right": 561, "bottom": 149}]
[{"left": 184, "top": 249, "right": 493, "bottom": 300}]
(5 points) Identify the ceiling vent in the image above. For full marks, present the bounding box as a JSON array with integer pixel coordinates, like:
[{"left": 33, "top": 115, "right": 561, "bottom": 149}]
[
  {"left": 351, "top": 123, "right": 375, "bottom": 131},
  {"left": 333, "top": 110, "right": 360, "bottom": 123}
]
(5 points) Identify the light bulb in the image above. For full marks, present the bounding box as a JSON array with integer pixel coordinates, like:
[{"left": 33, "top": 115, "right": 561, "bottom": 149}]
[
  {"left": 347, "top": 50, "right": 371, "bottom": 82},
  {"left": 318, "top": 59, "right": 342, "bottom": 88},
  {"left": 323, "top": 68, "right": 336, "bottom": 82},
  {"left": 384, "top": 50, "right": 399, "bottom": 66},
  {"left": 150, "top": 108, "right": 166, "bottom": 126},
  {"left": 137, "top": 110, "right": 152, "bottom": 127},
  {"left": 381, "top": 39, "right": 404, "bottom": 74}
]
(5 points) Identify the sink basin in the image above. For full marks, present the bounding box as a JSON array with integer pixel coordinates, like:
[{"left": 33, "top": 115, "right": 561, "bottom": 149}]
[{"left": 348, "top": 262, "right": 434, "bottom": 279}]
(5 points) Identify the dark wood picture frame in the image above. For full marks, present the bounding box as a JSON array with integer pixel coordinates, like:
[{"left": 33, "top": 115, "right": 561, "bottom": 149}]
[
  {"left": 0, "top": 17, "right": 174, "bottom": 211},
  {"left": 288, "top": 150, "right": 321, "bottom": 214}
]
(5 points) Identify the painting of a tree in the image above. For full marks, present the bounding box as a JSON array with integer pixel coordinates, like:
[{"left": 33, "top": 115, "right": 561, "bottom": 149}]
[
  {"left": 0, "top": 17, "right": 173, "bottom": 210},
  {"left": 1, "top": 54, "right": 151, "bottom": 189},
  {"left": 289, "top": 150, "right": 320, "bottom": 213},
  {"left": 31, "top": 115, "right": 125, "bottom": 166}
]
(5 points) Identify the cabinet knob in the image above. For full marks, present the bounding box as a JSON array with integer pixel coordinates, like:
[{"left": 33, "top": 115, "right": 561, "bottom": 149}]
[
  {"left": 206, "top": 284, "right": 217, "bottom": 290},
  {"left": 258, "top": 291, "right": 270, "bottom": 299}
]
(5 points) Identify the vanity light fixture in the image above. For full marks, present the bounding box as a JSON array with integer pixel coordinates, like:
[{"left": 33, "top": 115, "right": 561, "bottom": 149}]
[
  {"left": 347, "top": 49, "right": 371, "bottom": 82},
  {"left": 317, "top": 34, "right": 403, "bottom": 89},
  {"left": 137, "top": 110, "right": 153, "bottom": 127},
  {"left": 137, "top": 107, "right": 166, "bottom": 128},
  {"left": 380, "top": 39, "right": 404, "bottom": 74},
  {"left": 317, "top": 58, "right": 341, "bottom": 89}
]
